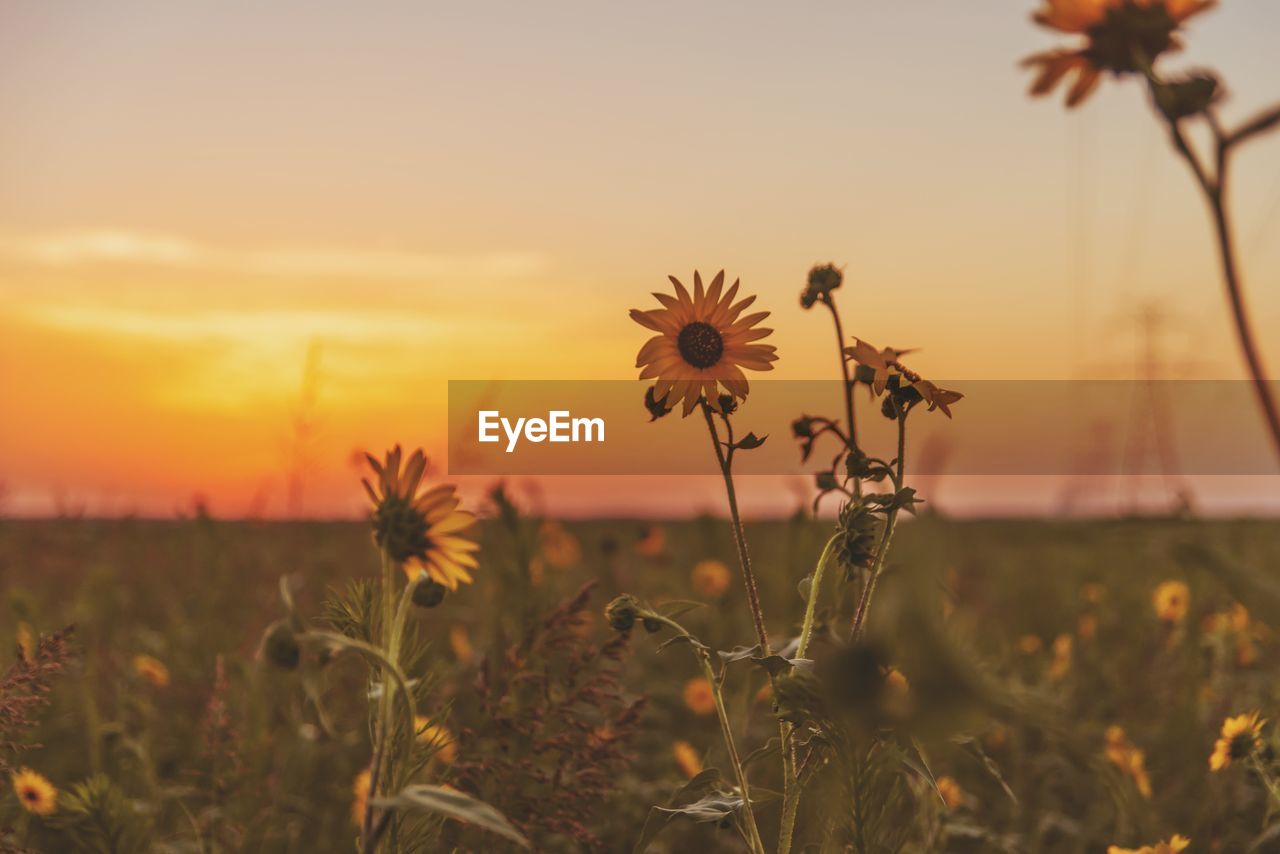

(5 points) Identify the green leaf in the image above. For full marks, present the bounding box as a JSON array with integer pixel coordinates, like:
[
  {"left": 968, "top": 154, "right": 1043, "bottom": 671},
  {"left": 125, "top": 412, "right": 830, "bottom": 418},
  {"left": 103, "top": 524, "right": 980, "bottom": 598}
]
[
  {"left": 734, "top": 432, "right": 767, "bottom": 450},
  {"left": 633, "top": 769, "right": 723, "bottom": 854},
  {"left": 717, "top": 644, "right": 762, "bottom": 664},
  {"left": 295, "top": 630, "right": 417, "bottom": 727},
  {"left": 374, "top": 784, "right": 529, "bottom": 849}
]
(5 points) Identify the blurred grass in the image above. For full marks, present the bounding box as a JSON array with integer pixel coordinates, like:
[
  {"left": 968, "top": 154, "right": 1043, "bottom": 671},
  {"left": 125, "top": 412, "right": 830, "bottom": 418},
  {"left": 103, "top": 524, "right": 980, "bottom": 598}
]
[{"left": 1, "top": 513, "right": 1278, "bottom": 851}]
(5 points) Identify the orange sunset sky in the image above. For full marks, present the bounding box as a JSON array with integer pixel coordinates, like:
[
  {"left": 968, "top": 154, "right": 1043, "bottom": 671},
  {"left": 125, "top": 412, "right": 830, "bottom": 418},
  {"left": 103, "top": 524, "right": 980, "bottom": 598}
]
[{"left": 2, "top": 1, "right": 1279, "bottom": 518}]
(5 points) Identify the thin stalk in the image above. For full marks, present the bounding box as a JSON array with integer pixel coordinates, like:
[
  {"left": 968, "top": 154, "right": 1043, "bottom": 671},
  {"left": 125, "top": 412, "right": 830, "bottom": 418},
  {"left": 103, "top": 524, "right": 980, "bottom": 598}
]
[
  {"left": 363, "top": 548, "right": 401, "bottom": 853},
  {"left": 1250, "top": 755, "right": 1280, "bottom": 809},
  {"left": 823, "top": 294, "right": 860, "bottom": 462},
  {"left": 850, "top": 407, "right": 907, "bottom": 640},
  {"left": 652, "top": 614, "right": 766, "bottom": 854},
  {"left": 797, "top": 536, "right": 839, "bottom": 658},
  {"left": 700, "top": 402, "right": 802, "bottom": 854},
  {"left": 1144, "top": 68, "right": 1280, "bottom": 465}
]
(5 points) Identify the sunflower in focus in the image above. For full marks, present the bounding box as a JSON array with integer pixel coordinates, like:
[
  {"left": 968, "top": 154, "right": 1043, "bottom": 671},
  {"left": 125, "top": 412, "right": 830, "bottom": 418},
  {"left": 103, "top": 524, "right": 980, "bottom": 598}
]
[
  {"left": 363, "top": 446, "right": 479, "bottom": 590},
  {"left": 630, "top": 271, "right": 778, "bottom": 416},
  {"left": 11, "top": 767, "right": 57, "bottom": 816},
  {"left": 1025, "top": 0, "right": 1216, "bottom": 107},
  {"left": 1209, "top": 711, "right": 1264, "bottom": 771}
]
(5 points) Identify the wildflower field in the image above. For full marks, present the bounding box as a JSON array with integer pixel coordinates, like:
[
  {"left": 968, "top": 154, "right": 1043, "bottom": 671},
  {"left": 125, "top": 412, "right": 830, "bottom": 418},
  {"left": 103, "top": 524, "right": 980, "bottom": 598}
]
[
  {"left": 3, "top": 509, "right": 1280, "bottom": 852},
  {"left": 5, "top": 1, "right": 1280, "bottom": 852}
]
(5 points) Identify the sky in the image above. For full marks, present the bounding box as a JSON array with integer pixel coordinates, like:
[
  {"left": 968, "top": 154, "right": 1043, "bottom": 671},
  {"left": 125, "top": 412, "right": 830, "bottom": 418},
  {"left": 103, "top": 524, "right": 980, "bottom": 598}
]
[{"left": 1, "top": 1, "right": 1279, "bottom": 518}]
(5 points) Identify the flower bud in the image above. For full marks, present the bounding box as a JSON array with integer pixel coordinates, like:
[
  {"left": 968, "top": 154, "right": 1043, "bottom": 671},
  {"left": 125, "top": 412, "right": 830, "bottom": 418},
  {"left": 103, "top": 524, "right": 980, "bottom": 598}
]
[
  {"left": 412, "top": 575, "right": 448, "bottom": 608},
  {"left": 605, "top": 594, "right": 643, "bottom": 632},
  {"left": 262, "top": 620, "right": 301, "bottom": 670}
]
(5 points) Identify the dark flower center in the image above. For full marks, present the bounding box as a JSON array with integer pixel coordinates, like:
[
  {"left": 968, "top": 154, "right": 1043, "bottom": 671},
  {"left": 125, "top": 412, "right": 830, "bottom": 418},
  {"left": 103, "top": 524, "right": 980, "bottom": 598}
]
[
  {"left": 1084, "top": 2, "right": 1178, "bottom": 73},
  {"left": 371, "top": 495, "right": 432, "bottom": 562},
  {"left": 677, "top": 322, "right": 724, "bottom": 369},
  {"left": 23, "top": 789, "right": 37, "bottom": 801},
  {"left": 1229, "top": 733, "right": 1256, "bottom": 760}
]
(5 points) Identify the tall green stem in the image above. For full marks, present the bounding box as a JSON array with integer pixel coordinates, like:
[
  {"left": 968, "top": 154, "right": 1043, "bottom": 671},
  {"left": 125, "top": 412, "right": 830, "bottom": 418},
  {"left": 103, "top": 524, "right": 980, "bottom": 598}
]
[
  {"left": 850, "top": 410, "right": 906, "bottom": 640},
  {"left": 797, "top": 536, "right": 838, "bottom": 658}
]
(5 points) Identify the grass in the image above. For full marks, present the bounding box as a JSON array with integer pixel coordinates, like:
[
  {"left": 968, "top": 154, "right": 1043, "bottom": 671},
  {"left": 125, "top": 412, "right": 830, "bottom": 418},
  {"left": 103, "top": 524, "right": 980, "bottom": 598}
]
[{"left": 2, "top": 511, "right": 1279, "bottom": 851}]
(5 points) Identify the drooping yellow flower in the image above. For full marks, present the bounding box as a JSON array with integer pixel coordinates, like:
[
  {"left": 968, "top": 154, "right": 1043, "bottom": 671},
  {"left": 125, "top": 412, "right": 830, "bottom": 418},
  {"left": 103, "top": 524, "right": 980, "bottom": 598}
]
[
  {"left": 414, "top": 717, "right": 458, "bottom": 764},
  {"left": 1105, "top": 726, "right": 1152, "bottom": 798},
  {"left": 363, "top": 446, "right": 479, "bottom": 591},
  {"left": 935, "top": 776, "right": 964, "bottom": 810},
  {"left": 1107, "top": 834, "right": 1191, "bottom": 854},
  {"left": 682, "top": 677, "right": 717, "bottom": 716},
  {"left": 844, "top": 339, "right": 962, "bottom": 417},
  {"left": 691, "top": 559, "right": 732, "bottom": 599},
  {"left": 1153, "top": 580, "right": 1190, "bottom": 623},
  {"left": 538, "top": 520, "right": 581, "bottom": 569},
  {"left": 630, "top": 271, "right": 778, "bottom": 416},
  {"left": 132, "top": 654, "right": 170, "bottom": 688},
  {"left": 11, "top": 767, "right": 57, "bottom": 816},
  {"left": 351, "top": 768, "right": 371, "bottom": 825},
  {"left": 1025, "top": 0, "right": 1216, "bottom": 108},
  {"left": 1209, "top": 711, "right": 1264, "bottom": 771},
  {"left": 673, "top": 740, "right": 703, "bottom": 779}
]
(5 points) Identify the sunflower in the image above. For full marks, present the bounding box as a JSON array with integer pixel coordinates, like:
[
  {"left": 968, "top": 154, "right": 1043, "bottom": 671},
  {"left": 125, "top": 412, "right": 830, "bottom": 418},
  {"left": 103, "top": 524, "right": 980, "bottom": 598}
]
[
  {"left": 132, "top": 654, "right": 171, "bottom": 687},
  {"left": 1025, "top": 0, "right": 1216, "bottom": 108},
  {"left": 363, "top": 446, "right": 479, "bottom": 590},
  {"left": 414, "top": 717, "right": 458, "bottom": 764},
  {"left": 1209, "top": 711, "right": 1264, "bottom": 771},
  {"left": 630, "top": 270, "right": 778, "bottom": 416},
  {"left": 1152, "top": 580, "right": 1189, "bottom": 623},
  {"left": 690, "top": 559, "right": 732, "bottom": 599},
  {"left": 673, "top": 740, "right": 704, "bottom": 779},
  {"left": 682, "top": 677, "right": 717, "bottom": 716},
  {"left": 11, "top": 767, "right": 57, "bottom": 816},
  {"left": 1107, "top": 836, "right": 1190, "bottom": 854}
]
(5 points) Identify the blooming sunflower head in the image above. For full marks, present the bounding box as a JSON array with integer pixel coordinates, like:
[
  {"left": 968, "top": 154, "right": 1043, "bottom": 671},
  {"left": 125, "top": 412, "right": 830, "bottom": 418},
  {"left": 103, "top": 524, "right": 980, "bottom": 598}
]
[
  {"left": 362, "top": 446, "right": 478, "bottom": 590},
  {"left": 1209, "top": 711, "right": 1264, "bottom": 771},
  {"left": 1152, "top": 579, "right": 1190, "bottom": 623},
  {"left": 630, "top": 271, "right": 778, "bottom": 416},
  {"left": 11, "top": 767, "right": 57, "bottom": 816},
  {"left": 1025, "top": 0, "right": 1216, "bottom": 107}
]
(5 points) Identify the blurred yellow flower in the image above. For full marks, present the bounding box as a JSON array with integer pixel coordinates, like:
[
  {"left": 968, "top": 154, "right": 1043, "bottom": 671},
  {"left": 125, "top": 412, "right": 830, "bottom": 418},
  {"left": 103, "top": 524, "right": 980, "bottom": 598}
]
[
  {"left": 449, "top": 623, "right": 474, "bottom": 662},
  {"left": 691, "top": 559, "right": 732, "bottom": 599},
  {"left": 1209, "top": 711, "right": 1263, "bottom": 771},
  {"left": 1082, "top": 582, "right": 1106, "bottom": 604},
  {"left": 11, "top": 767, "right": 57, "bottom": 815},
  {"left": 635, "top": 524, "right": 666, "bottom": 558},
  {"left": 1048, "top": 634, "right": 1073, "bottom": 681},
  {"left": 673, "top": 740, "right": 703, "bottom": 779},
  {"left": 1025, "top": 0, "right": 1216, "bottom": 108},
  {"left": 1107, "top": 835, "right": 1190, "bottom": 854},
  {"left": 630, "top": 270, "right": 778, "bottom": 416},
  {"left": 1104, "top": 726, "right": 1152, "bottom": 798},
  {"left": 133, "top": 654, "right": 170, "bottom": 687},
  {"left": 1016, "top": 634, "right": 1043, "bottom": 655},
  {"left": 16, "top": 621, "right": 34, "bottom": 661},
  {"left": 1153, "top": 580, "right": 1189, "bottom": 623},
  {"left": 1078, "top": 613, "right": 1098, "bottom": 640},
  {"left": 414, "top": 717, "right": 458, "bottom": 764},
  {"left": 935, "top": 776, "right": 964, "bottom": 810},
  {"left": 351, "top": 768, "right": 371, "bottom": 825},
  {"left": 538, "top": 520, "right": 581, "bottom": 569},
  {"left": 682, "top": 677, "right": 717, "bottom": 716},
  {"left": 884, "top": 667, "right": 910, "bottom": 694}
]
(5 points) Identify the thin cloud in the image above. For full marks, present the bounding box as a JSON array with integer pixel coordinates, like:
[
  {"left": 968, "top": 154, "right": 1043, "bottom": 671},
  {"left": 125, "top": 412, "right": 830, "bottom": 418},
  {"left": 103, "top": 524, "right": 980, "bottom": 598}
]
[{"left": 0, "top": 229, "right": 547, "bottom": 280}]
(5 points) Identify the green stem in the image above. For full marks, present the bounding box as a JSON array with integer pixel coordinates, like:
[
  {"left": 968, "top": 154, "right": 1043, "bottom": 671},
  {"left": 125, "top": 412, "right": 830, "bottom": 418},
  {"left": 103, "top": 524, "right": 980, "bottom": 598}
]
[
  {"left": 850, "top": 407, "right": 907, "bottom": 640},
  {"left": 651, "top": 615, "right": 766, "bottom": 854},
  {"left": 1251, "top": 755, "right": 1280, "bottom": 809},
  {"left": 797, "top": 536, "right": 839, "bottom": 658}
]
